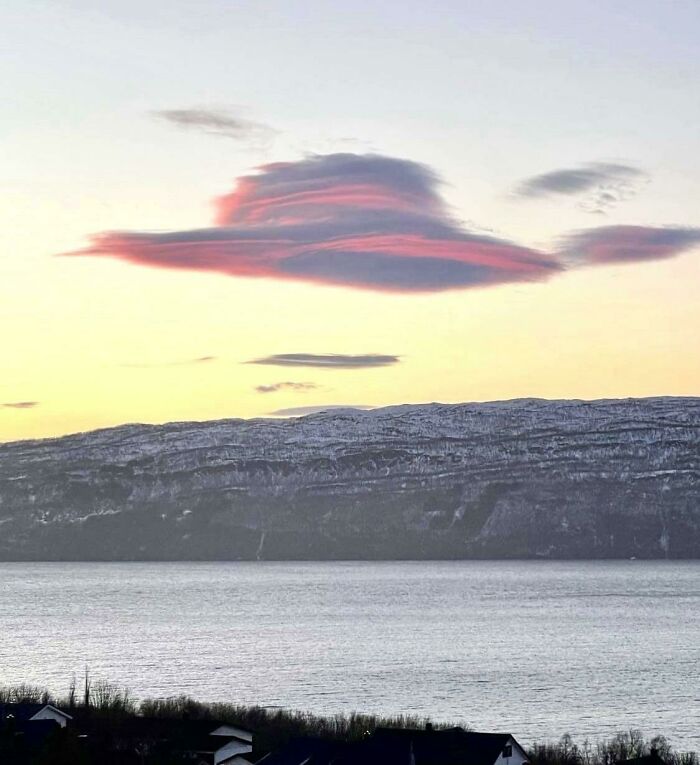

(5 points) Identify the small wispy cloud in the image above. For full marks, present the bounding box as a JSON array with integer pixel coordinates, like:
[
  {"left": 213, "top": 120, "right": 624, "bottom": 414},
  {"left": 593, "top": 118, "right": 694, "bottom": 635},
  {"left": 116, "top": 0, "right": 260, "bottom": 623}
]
[
  {"left": 515, "top": 162, "right": 647, "bottom": 213},
  {"left": 3, "top": 401, "right": 39, "bottom": 409},
  {"left": 255, "top": 381, "right": 319, "bottom": 394},
  {"left": 248, "top": 353, "right": 400, "bottom": 369},
  {"left": 153, "top": 108, "right": 275, "bottom": 144},
  {"left": 121, "top": 356, "right": 217, "bottom": 369},
  {"left": 268, "top": 404, "right": 374, "bottom": 417}
]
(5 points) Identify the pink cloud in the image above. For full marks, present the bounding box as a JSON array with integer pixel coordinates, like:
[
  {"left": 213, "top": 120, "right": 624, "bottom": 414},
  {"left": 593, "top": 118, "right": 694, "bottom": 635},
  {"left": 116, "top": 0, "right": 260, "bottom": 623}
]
[
  {"left": 561, "top": 225, "right": 700, "bottom": 265},
  {"left": 66, "top": 154, "right": 560, "bottom": 293},
  {"left": 65, "top": 154, "right": 700, "bottom": 292}
]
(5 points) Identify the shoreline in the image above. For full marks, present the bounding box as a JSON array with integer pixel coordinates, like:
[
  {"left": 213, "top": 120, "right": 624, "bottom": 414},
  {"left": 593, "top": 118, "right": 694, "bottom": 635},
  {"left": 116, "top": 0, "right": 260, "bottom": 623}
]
[{"left": 2, "top": 683, "right": 698, "bottom": 759}]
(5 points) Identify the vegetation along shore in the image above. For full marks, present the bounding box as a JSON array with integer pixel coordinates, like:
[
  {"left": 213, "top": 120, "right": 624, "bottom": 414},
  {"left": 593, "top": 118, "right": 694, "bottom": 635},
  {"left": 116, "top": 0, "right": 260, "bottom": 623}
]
[{"left": 0, "top": 682, "right": 697, "bottom": 764}]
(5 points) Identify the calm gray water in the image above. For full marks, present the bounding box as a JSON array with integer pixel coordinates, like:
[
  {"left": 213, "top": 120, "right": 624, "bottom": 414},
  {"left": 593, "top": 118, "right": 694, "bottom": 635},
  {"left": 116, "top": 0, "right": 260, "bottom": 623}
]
[{"left": 0, "top": 561, "right": 698, "bottom": 749}]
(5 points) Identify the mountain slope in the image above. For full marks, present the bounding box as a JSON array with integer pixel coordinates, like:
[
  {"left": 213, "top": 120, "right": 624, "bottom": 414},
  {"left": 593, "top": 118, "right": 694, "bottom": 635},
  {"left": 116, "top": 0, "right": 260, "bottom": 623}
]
[{"left": 0, "top": 397, "right": 698, "bottom": 559}]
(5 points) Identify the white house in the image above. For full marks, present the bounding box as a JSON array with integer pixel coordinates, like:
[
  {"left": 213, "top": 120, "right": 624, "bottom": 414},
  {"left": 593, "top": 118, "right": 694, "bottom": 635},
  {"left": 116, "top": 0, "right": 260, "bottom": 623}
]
[
  {"left": 0, "top": 703, "right": 73, "bottom": 728},
  {"left": 207, "top": 728, "right": 254, "bottom": 765},
  {"left": 490, "top": 734, "right": 530, "bottom": 765}
]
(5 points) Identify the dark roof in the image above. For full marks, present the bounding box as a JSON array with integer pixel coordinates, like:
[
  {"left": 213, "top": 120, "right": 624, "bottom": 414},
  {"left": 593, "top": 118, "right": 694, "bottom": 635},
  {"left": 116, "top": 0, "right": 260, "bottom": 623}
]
[
  {"left": 79, "top": 716, "right": 234, "bottom": 738},
  {"left": 256, "top": 728, "right": 519, "bottom": 765},
  {"left": 0, "top": 703, "right": 70, "bottom": 723},
  {"left": 361, "top": 728, "right": 515, "bottom": 765},
  {"left": 255, "top": 737, "right": 344, "bottom": 765},
  {"left": 77, "top": 716, "right": 253, "bottom": 757},
  {"left": 332, "top": 734, "right": 412, "bottom": 765}
]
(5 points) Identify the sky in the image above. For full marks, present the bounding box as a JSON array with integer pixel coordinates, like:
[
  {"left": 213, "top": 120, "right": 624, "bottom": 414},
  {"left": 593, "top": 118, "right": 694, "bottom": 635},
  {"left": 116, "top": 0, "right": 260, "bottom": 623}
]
[{"left": 2, "top": 0, "right": 699, "bottom": 441}]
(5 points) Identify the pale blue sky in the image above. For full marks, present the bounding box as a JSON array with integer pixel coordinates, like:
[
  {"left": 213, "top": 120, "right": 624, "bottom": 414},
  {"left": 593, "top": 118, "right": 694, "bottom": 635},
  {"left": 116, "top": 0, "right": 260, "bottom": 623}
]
[
  {"left": 4, "top": 0, "right": 699, "bottom": 229},
  {"left": 2, "top": 1, "right": 699, "bottom": 439}
]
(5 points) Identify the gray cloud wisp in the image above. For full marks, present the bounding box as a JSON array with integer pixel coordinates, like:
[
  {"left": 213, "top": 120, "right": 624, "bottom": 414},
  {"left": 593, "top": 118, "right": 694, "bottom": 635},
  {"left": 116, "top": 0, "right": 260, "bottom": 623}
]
[
  {"left": 268, "top": 405, "right": 374, "bottom": 417},
  {"left": 515, "top": 162, "right": 647, "bottom": 213},
  {"left": 121, "top": 356, "right": 217, "bottom": 369},
  {"left": 255, "top": 381, "right": 319, "bottom": 394},
  {"left": 248, "top": 353, "right": 400, "bottom": 369},
  {"left": 154, "top": 108, "right": 275, "bottom": 142}
]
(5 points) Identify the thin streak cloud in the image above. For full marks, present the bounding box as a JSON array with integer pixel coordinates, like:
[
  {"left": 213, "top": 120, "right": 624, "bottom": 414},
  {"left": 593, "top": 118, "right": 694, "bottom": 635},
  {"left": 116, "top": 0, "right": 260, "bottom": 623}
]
[
  {"left": 268, "top": 405, "right": 374, "bottom": 417},
  {"left": 3, "top": 401, "right": 39, "bottom": 409},
  {"left": 154, "top": 108, "right": 275, "bottom": 143},
  {"left": 121, "top": 356, "right": 217, "bottom": 369},
  {"left": 248, "top": 353, "right": 400, "bottom": 369},
  {"left": 255, "top": 381, "right": 319, "bottom": 394}
]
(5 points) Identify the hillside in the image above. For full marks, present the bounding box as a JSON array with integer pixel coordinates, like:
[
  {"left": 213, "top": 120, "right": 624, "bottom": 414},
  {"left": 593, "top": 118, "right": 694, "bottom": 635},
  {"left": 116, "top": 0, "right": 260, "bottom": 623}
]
[{"left": 0, "top": 397, "right": 698, "bottom": 559}]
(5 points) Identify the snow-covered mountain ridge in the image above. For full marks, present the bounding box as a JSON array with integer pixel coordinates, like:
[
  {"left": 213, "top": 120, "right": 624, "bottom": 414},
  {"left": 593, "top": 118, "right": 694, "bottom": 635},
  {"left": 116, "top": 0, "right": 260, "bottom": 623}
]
[{"left": 1, "top": 397, "right": 698, "bottom": 559}]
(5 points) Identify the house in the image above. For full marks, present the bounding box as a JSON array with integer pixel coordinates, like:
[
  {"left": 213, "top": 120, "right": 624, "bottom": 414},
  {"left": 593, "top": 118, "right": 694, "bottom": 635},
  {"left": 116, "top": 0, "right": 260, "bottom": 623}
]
[
  {"left": 254, "top": 736, "right": 345, "bottom": 765},
  {"left": 254, "top": 726, "right": 530, "bottom": 765},
  {"left": 0, "top": 716, "right": 69, "bottom": 765},
  {"left": 352, "top": 727, "right": 531, "bottom": 765},
  {"left": 180, "top": 722, "right": 254, "bottom": 765},
  {"left": 0, "top": 702, "right": 73, "bottom": 728},
  {"left": 76, "top": 716, "right": 254, "bottom": 765}
]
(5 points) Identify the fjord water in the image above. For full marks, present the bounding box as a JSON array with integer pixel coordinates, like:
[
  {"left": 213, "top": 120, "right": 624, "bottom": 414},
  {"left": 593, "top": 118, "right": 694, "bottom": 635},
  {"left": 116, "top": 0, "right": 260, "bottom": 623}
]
[{"left": 1, "top": 561, "right": 698, "bottom": 749}]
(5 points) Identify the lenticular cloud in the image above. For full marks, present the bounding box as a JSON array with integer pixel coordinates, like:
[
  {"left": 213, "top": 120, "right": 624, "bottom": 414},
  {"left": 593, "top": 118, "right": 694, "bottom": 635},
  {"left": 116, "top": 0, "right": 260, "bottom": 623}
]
[
  {"left": 69, "top": 153, "right": 561, "bottom": 293},
  {"left": 67, "top": 154, "right": 700, "bottom": 291}
]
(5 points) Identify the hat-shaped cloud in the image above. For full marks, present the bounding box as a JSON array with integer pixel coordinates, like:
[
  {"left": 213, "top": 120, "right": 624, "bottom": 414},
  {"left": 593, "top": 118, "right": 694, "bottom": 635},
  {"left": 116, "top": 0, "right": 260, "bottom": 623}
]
[{"left": 69, "top": 153, "right": 561, "bottom": 292}]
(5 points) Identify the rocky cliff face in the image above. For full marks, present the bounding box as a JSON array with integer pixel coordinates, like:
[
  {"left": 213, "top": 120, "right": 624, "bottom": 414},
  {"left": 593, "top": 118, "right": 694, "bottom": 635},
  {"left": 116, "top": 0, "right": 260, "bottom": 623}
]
[{"left": 0, "top": 397, "right": 698, "bottom": 560}]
